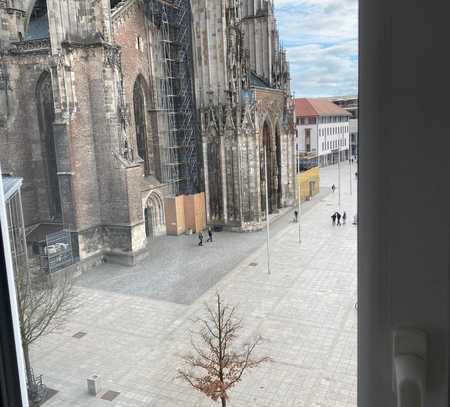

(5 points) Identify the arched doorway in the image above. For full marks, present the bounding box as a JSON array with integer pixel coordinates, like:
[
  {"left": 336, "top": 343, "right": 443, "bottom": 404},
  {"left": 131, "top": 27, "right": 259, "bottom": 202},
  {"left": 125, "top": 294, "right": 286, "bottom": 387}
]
[
  {"left": 261, "top": 120, "right": 276, "bottom": 216},
  {"left": 36, "top": 72, "right": 62, "bottom": 221},
  {"left": 144, "top": 192, "right": 165, "bottom": 239},
  {"left": 133, "top": 76, "right": 150, "bottom": 175}
]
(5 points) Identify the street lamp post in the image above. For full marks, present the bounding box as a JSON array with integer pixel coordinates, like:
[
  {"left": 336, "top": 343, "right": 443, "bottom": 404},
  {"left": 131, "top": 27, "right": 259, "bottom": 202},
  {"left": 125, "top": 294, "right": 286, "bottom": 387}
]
[
  {"left": 337, "top": 147, "right": 341, "bottom": 209},
  {"left": 349, "top": 147, "right": 353, "bottom": 196},
  {"left": 264, "top": 147, "right": 271, "bottom": 275},
  {"left": 297, "top": 149, "right": 301, "bottom": 244}
]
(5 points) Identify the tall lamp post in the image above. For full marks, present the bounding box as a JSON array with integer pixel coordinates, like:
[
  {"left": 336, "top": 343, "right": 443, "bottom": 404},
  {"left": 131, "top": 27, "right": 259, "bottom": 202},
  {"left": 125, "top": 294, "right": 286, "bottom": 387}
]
[
  {"left": 349, "top": 144, "right": 353, "bottom": 196},
  {"left": 337, "top": 146, "right": 341, "bottom": 209},
  {"left": 264, "top": 147, "right": 271, "bottom": 275},
  {"left": 297, "top": 148, "right": 301, "bottom": 244}
]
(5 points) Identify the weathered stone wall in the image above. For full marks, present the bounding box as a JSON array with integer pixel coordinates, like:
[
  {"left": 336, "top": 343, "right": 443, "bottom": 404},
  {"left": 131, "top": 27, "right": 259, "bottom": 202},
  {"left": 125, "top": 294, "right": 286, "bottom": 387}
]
[
  {"left": 67, "top": 48, "right": 103, "bottom": 231},
  {"left": 0, "top": 0, "right": 149, "bottom": 264},
  {"left": 0, "top": 2, "right": 27, "bottom": 44},
  {"left": 112, "top": 1, "right": 155, "bottom": 175},
  {"left": 240, "top": 0, "right": 273, "bottom": 83},
  {"left": 240, "top": 0, "right": 290, "bottom": 92},
  {"left": 255, "top": 87, "right": 295, "bottom": 208},
  {"left": 191, "top": 0, "right": 229, "bottom": 107},
  {"left": 0, "top": 52, "right": 54, "bottom": 225}
]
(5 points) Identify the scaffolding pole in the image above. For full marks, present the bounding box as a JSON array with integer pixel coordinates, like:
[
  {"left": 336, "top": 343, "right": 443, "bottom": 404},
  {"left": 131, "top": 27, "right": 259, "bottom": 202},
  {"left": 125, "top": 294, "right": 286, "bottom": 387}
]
[{"left": 145, "top": 0, "right": 201, "bottom": 196}]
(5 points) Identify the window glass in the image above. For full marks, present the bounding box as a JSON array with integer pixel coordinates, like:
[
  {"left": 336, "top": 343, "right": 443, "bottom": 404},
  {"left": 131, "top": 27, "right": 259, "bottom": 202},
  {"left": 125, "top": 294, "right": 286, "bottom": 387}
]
[{"left": 1, "top": 2, "right": 358, "bottom": 406}]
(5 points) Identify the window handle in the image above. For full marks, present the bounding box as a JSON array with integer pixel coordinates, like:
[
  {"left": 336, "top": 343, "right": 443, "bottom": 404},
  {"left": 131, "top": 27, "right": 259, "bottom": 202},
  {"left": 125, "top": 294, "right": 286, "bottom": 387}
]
[{"left": 393, "top": 328, "right": 427, "bottom": 407}]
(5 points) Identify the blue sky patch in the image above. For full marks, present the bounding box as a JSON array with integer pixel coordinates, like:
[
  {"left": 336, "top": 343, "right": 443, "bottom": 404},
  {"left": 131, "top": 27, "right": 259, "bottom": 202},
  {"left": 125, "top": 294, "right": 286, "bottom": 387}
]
[{"left": 274, "top": 0, "right": 358, "bottom": 97}]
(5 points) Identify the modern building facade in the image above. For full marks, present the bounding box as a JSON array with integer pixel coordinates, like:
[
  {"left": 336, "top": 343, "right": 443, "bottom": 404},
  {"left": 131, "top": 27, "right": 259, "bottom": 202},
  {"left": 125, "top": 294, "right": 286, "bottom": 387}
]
[
  {"left": 329, "top": 96, "right": 358, "bottom": 158},
  {"left": 294, "top": 98, "right": 351, "bottom": 167}
]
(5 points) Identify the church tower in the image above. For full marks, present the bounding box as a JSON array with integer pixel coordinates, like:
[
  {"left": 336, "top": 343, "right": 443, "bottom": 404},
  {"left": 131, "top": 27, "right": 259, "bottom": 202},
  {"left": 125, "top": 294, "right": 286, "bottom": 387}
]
[
  {"left": 240, "top": 0, "right": 290, "bottom": 92},
  {"left": 192, "top": 0, "right": 295, "bottom": 231}
]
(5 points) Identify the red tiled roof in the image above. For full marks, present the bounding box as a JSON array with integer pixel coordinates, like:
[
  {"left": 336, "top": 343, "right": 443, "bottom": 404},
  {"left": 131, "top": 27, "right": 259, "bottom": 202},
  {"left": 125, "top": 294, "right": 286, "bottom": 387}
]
[{"left": 295, "top": 98, "right": 352, "bottom": 117}]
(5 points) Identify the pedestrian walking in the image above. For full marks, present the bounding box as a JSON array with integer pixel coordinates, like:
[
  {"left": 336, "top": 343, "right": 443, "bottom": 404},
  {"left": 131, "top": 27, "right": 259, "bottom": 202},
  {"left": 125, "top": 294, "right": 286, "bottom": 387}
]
[
  {"left": 336, "top": 211, "right": 342, "bottom": 226},
  {"left": 331, "top": 212, "right": 337, "bottom": 225},
  {"left": 294, "top": 210, "right": 298, "bottom": 222},
  {"left": 198, "top": 231, "right": 203, "bottom": 246},
  {"left": 331, "top": 184, "right": 336, "bottom": 193},
  {"left": 343, "top": 211, "right": 347, "bottom": 225},
  {"left": 207, "top": 227, "right": 213, "bottom": 243}
]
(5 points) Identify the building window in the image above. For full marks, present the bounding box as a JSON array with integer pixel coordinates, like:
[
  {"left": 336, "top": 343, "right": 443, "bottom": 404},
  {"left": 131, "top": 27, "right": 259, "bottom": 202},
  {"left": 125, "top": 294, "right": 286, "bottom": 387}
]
[
  {"left": 305, "top": 129, "right": 311, "bottom": 152},
  {"left": 136, "top": 35, "right": 144, "bottom": 52}
]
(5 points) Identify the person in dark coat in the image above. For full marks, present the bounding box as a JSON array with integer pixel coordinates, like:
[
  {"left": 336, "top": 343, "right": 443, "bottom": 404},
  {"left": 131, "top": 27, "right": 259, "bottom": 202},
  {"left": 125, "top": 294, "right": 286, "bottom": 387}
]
[
  {"left": 294, "top": 210, "right": 298, "bottom": 222},
  {"left": 331, "top": 184, "right": 336, "bottom": 193},
  {"left": 331, "top": 212, "right": 337, "bottom": 225},
  {"left": 336, "top": 211, "right": 342, "bottom": 226},
  {"left": 207, "top": 227, "right": 213, "bottom": 243},
  {"left": 198, "top": 231, "right": 203, "bottom": 246},
  {"left": 343, "top": 211, "right": 347, "bottom": 224}
]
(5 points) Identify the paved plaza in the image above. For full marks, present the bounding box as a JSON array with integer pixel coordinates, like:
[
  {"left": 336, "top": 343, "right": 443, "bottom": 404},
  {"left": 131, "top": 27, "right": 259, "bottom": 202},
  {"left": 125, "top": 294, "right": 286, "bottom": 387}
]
[{"left": 32, "top": 163, "right": 358, "bottom": 407}]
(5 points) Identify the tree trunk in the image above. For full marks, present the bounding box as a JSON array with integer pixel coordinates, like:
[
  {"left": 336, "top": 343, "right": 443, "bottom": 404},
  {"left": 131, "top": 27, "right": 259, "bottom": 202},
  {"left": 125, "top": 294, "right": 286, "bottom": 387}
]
[
  {"left": 221, "top": 397, "right": 226, "bottom": 407},
  {"left": 23, "top": 343, "right": 33, "bottom": 388},
  {"left": 23, "top": 343, "right": 37, "bottom": 406}
]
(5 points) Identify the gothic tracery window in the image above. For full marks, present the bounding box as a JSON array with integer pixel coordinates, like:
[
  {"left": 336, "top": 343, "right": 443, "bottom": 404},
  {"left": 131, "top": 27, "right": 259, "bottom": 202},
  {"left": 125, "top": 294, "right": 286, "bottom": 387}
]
[
  {"left": 133, "top": 77, "right": 150, "bottom": 175},
  {"left": 207, "top": 131, "right": 223, "bottom": 221},
  {"left": 36, "top": 72, "right": 62, "bottom": 221},
  {"left": 26, "top": 0, "right": 49, "bottom": 40}
]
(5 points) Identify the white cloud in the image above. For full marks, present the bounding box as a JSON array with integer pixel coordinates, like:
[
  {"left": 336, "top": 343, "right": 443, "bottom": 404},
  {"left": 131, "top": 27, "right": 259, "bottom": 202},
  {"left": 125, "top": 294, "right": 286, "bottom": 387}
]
[{"left": 274, "top": 0, "right": 358, "bottom": 96}]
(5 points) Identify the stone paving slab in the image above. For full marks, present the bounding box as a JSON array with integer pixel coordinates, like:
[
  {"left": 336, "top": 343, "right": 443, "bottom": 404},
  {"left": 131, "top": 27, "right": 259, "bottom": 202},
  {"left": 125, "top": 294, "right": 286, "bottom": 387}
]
[{"left": 32, "top": 164, "right": 357, "bottom": 407}]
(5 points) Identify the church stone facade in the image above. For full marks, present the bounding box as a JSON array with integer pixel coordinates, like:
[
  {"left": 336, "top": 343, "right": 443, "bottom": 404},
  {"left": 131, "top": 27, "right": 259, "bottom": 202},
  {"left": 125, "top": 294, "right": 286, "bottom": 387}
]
[
  {"left": 0, "top": 0, "right": 294, "bottom": 267},
  {"left": 192, "top": 0, "right": 296, "bottom": 231}
]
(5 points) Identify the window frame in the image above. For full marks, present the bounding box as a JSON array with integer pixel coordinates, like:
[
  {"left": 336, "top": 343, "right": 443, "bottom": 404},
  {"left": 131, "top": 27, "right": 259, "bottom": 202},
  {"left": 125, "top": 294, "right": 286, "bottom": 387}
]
[{"left": 0, "top": 172, "right": 29, "bottom": 407}]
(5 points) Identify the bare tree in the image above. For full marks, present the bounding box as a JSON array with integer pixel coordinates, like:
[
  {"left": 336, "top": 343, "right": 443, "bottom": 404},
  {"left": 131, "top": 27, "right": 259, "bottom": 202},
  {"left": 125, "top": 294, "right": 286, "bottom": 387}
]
[
  {"left": 178, "top": 294, "right": 270, "bottom": 407},
  {"left": 15, "top": 266, "right": 77, "bottom": 402}
]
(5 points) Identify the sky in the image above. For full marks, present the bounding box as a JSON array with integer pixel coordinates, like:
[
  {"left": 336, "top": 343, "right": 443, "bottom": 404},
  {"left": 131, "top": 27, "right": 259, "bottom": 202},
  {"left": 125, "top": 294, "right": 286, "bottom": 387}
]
[{"left": 274, "top": 0, "right": 358, "bottom": 98}]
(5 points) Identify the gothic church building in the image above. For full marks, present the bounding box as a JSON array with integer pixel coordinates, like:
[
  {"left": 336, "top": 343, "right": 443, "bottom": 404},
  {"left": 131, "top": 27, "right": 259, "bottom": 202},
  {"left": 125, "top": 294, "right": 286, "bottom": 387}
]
[{"left": 0, "top": 0, "right": 294, "bottom": 267}]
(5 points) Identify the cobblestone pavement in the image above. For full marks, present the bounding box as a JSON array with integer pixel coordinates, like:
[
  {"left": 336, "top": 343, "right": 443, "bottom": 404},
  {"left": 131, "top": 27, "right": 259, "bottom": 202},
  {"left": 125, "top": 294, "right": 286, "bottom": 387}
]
[
  {"left": 32, "top": 163, "right": 357, "bottom": 407},
  {"left": 75, "top": 189, "right": 330, "bottom": 305}
]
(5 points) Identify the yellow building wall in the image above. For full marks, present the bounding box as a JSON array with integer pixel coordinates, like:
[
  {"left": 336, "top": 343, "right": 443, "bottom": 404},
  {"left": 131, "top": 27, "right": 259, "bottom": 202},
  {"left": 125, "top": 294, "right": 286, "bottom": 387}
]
[{"left": 297, "top": 167, "right": 321, "bottom": 202}]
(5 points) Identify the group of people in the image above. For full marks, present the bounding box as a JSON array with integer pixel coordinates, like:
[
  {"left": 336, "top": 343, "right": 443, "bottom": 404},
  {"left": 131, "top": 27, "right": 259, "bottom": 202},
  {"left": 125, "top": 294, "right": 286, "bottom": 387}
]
[
  {"left": 331, "top": 210, "right": 347, "bottom": 226},
  {"left": 198, "top": 228, "right": 213, "bottom": 246}
]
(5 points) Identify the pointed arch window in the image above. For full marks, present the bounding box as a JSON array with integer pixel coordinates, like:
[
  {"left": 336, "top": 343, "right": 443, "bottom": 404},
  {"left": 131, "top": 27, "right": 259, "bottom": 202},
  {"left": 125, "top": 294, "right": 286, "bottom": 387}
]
[
  {"left": 133, "top": 77, "right": 150, "bottom": 175},
  {"left": 26, "top": 0, "right": 49, "bottom": 40}
]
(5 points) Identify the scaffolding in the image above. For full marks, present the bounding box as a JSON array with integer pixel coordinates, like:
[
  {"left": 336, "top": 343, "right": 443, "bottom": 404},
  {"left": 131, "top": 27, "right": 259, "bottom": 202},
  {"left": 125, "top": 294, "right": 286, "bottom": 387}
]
[{"left": 145, "top": 0, "right": 200, "bottom": 196}]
